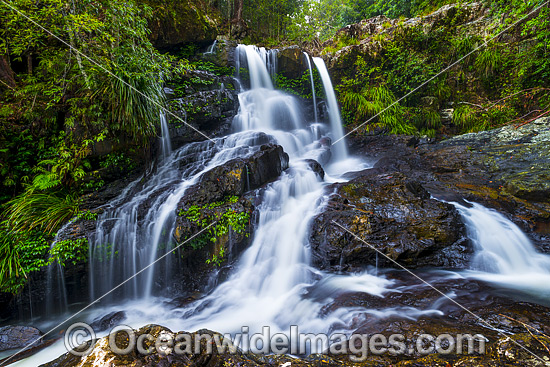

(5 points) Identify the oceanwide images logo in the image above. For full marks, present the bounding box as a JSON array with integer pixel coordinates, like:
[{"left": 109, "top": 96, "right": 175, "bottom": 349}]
[{"left": 65, "top": 323, "right": 486, "bottom": 361}]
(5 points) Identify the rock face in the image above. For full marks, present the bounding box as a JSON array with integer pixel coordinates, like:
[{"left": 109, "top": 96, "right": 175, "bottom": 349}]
[
  {"left": 179, "top": 144, "right": 289, "bottom": 208},
  {"left": 0, "top": 325, "right": 42, "bottom": 352},
  {"left": 310, "top": 171, "right": 469, "bottom": 271},
  {"left": 436, "top": 116, "right": 550, "bottom": 203},
  {"left": 276, "top": 46, "right": 306, "bottom": 79},
  {"left": 145, "top": 0, "right": 219, "bottom": 49},
  {"left": 166, "top": 70, "right": 239, "bottom": 146},
  {"left": 322, "top": 3, "right": 487, "bottom": 85}
]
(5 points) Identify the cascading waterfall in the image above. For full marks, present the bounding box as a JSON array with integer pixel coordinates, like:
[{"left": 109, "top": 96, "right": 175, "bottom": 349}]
[
  {"left": 170, "top": 45, "right": 440, "bottom": 343},
  {"left": 88, "top": 132, "right": 275, "bottom": 302},
  {"left": 312, "top": 57, "right": 348, "bottom": 161},
  {"left": 12, "top": 45, "right": 441, "bottom": 365},
  {"left": 452, "top": 201, "right": 550, "bottom": 298},
  {"left": 303, "top": 52, "right": 318, "bottom": 122}
]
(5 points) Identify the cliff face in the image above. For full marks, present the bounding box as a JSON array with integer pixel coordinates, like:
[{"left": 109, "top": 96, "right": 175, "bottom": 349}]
[{"left": 145, "top": 0, "right": 221, "bottom": 50}]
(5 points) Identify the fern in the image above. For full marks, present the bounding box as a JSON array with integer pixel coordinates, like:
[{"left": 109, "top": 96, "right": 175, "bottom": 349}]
[
  {"left": 4, "top": 190, "right": 80, "bottom": 235},
  {"left": 340, "top": 84, "right": 415, "bottom": 134}
]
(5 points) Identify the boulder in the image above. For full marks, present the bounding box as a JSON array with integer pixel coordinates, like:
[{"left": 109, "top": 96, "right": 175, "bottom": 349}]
[
  {"left": 144, "top": 0, "right": 219, "bottom": 50},
  {"left": 90, "top": 311, "right": 127, "bottom": 333},
  {"left": 310, "top": 171, "right": 469, "bottom": 271},
  {"left": 180, "top": 144, "right": 289, "bottom": 207},
  {"left": 276, "top": 46, "right": 306, "bottom": 79},
  {"left": 0, "top": 325, "right": 42, "bottom": 352}
]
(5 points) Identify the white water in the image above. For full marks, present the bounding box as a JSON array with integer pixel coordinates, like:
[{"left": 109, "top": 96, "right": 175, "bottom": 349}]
[
  {"left": 452, "top": 201, "right": 550, "bottom": 298},
  {"left": 312, "top": 57, "right": 348, "bottom": 161},
  {"left": 204, "top": 40, "right": 218, "bottom": 55},
  {"left": 303, "top": 52, "right": 318, "bottom": 122}
]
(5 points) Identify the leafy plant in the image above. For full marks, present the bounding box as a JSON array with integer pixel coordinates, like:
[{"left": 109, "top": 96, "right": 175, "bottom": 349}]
[
  {"left": 50, "top": 238, "right": 88, "bottom": 266},
  {"left": 3, "top": 190, "right": 80, "bottom": 235},
  {"left": 179, "top": 196, "right": 250, "bottom": 266}
]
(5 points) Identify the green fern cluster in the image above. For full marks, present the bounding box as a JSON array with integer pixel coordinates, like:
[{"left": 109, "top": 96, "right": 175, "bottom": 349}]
[{"left": 340, "top": 84, "right": 415, "bottom": 134}]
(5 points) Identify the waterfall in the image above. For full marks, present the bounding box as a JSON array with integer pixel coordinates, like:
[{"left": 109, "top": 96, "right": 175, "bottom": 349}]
[
  {"left": 452, "top": 201, "right": 550, "bottom": 298},
  {"left": 159, "top": 113, "right": 172, "bottom": 161},
  {"left": 204, "top": 40, "right": 217, "bottom": 55},
  {"left": 13, "top": 45, "right": 441, "bottom": 366},
  {"left": 312, "top": 57, "right": 348, "bottom": 161},
  {"left": 303, "top": 52, "right": 318, "bottom": 122},
  {"left": 236, "top": 44, "right": 274, "bottom": 89},
  {"left": 88, "top": 132, "right": 274, "bottom": 302}
]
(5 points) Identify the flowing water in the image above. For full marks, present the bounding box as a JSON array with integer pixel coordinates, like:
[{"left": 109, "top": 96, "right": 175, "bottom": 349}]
[
  {"left": 312, "top": 57, "right": 348, "bottom": 161},
  {"left": 452, "top": 201, "right": 550, "bottom": 300},
  {"left": 303, "top": 52, "right": 318, "bottom": 122}
]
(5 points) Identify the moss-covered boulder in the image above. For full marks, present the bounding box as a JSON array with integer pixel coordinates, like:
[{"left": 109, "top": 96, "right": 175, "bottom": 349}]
[{"left": 145, "top": 0, "right": 220, "bottom": 50}]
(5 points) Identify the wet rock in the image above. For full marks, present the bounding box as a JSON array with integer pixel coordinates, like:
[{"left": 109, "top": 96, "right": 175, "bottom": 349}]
[
  {"left": 305, "top": 159, "right": 325, "bottom": 180},
  {"left": 166, "top": 70, "right": 239, "bottom": 146},
  {"left": 90, "top": 311, "right": 127, "bottom": 333},
  {"left": 0, "top": 325, "right": 42, "bottom": 352},
  {"left": 437, "top": 116, "right": 550, "bottom": 203},
  {"left": 40, "top": 325, "right": 263, "bottom": 367},
  {"left": 310, "top": 172, "right": 470, "bottom": 270},
  {"left": 180, "top": 144, "right": 289, "bottom": 207}
]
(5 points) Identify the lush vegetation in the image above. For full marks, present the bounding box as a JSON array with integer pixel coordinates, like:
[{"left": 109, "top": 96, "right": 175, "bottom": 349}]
[
  {"left": 332, "top": 0, "right": 550, "bottom": 135},
  {"left": 0, "top": 0, "right": 188, "bottom": 293},
  {"left": 0, "top": 0, "right": 549, "bottom": 296}
]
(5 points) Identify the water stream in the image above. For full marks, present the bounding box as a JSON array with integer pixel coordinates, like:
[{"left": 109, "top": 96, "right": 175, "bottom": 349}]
[{"left": 452, "top": 201, "right": 550, "bottom": 300}]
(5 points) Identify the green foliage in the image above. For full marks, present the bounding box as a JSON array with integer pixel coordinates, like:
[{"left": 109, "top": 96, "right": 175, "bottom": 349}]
[
  {"left": 0, "top": 225, "right": 88, "bottom": 293},
  {"left": 337, "top": 57, "right": 415, "bottom": 134},
  {"left": 287, "top": 0, "right": 358, "bottom": 42},
  {"left": 0, "top": 229, "right": 24, "bottom": 290},
  {"left": 100, "top": 152, "right": 136, "bottom": 171},
  {"left": 475, "top": 46, "right": 504, "bottom": 77},
  {"left": 3, "top": 190, "right": 80, "bottom": 235},
  {"left": 452, "top": 104, "right": 488, "bottom": 132},
  {"left": 191, "top": 60, "right": 234, "bottom": 77},
  {"left": 49, "top": 238, "right": 88, "bottom": 267},
  {"left": 275, "top": 69, "right": 323, "bottom": 100},
  {"left": 179, "top": 196, "right": 250, "bottom": 266}
]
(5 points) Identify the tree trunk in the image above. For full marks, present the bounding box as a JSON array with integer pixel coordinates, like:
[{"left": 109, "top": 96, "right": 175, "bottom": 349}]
[
  {"left": 230, "top": 0, "right": 247, "bottom": 39},
  {"left": 233, "top": 0, "right": 243, "bottom": 24},
  {"left": 0, "top": 55, "right": 16, "bottom": 88}
]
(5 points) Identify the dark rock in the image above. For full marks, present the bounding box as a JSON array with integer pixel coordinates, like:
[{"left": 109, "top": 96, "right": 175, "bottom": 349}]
[
  {"left": 0, "top": 325, "right": 42, "bottom": 352},
  {"left": 304, "top": 159, "right": 325, "bottom": 179},
  {"left": 166, "top": 71, "right": 239, "bottom": 146},
  {"left": 310, "top": 172, "right": 470, "bottom": 270},
  {"left": 180, "top": 144, "right": 289, "bottom": 207},
  {"left": 90, "top": 311, "right": 127, "bottom": 333},
  {"left": 276, "top": 46, "right": 306, "bottom": 79}
]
